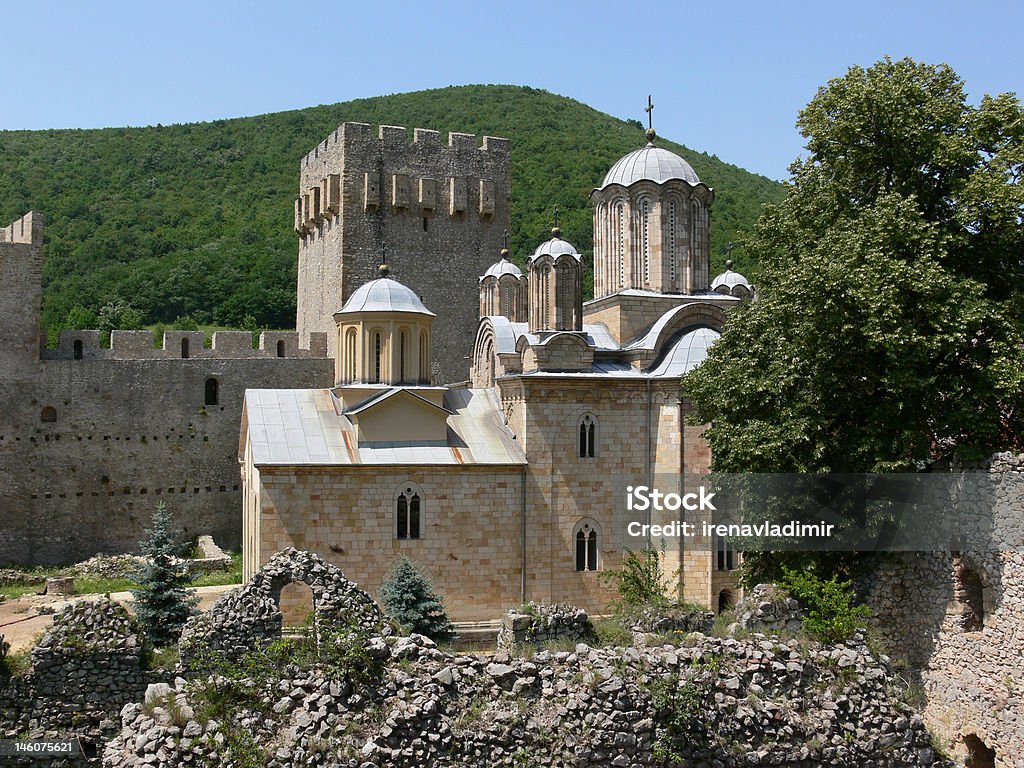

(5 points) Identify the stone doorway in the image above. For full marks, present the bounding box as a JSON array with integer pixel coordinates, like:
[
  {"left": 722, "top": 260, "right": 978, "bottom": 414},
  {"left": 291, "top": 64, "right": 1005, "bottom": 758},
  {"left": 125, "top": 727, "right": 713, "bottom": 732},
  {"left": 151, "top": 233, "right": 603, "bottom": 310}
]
[
  {"left": 279, "top": 580, "right": 315, "bottom": 629},
  {"left": 963, "top": 735, "right": 995, "bottom": 768}
]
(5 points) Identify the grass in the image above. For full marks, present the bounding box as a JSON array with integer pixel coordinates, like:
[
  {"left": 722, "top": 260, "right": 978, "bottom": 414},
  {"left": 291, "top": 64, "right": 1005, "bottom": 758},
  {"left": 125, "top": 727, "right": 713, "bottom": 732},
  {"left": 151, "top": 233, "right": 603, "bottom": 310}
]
[
  {"left": 74, "top": 576, "right": 139, "bottom": 595},
  {"left": 190, "top": 552, "right": 243, "bottom": 587}
]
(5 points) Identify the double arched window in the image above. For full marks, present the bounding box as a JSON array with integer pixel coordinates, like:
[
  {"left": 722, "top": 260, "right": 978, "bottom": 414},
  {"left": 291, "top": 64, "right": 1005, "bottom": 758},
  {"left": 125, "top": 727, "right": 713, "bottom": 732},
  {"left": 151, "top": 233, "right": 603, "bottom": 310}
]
[
  {"left": 395, "top": 483, "right": 423, "bottom": 540},
  {"left": 578, "top": 413, "right": 597, "bottom": 458},
  {"left": 573, "top": 518, "right": 601, "bottom": 571}
]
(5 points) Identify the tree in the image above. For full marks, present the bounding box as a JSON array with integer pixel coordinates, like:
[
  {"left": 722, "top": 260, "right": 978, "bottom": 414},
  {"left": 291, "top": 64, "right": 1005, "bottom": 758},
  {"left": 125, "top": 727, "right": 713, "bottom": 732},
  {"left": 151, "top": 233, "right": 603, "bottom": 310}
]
[
  {"left": 379, "top": 556, "right": 455, "bottom": 642},
  {"left": 132, "top": 503, "right": 198, "bottom": 647},
  {"left": 682, "top": 58, "right": 1024, "bottom": 580}
]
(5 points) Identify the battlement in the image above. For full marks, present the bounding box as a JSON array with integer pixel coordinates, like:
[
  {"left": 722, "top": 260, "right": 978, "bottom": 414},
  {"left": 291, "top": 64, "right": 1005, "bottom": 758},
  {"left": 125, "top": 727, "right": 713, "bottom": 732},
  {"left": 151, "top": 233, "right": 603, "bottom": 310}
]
[
  {"left": 43, "top": 330, "right": 329, "bottom": 361},
  {"left": 0, "top": 211, "right": 44, "bottom": 245},
  {"left": 301, "top": 122, "right": 510, "bottom": 167}
]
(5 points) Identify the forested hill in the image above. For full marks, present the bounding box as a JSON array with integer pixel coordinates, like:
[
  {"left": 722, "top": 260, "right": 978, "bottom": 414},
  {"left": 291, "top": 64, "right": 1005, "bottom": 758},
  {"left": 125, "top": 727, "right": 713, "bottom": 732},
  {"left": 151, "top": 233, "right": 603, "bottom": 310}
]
[{"left": 0, "top": 85, "right": 784, "bottom": 332}]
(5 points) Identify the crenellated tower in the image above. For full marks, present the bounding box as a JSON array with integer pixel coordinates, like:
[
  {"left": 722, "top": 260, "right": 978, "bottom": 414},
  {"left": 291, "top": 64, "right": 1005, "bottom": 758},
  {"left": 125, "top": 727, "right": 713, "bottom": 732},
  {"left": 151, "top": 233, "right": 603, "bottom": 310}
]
[
  {"left": 0, "top": 212, "right": 45, "bottom": 370},
  {"left": 295, "top": 123, "right": 511, "bottom": 384}
]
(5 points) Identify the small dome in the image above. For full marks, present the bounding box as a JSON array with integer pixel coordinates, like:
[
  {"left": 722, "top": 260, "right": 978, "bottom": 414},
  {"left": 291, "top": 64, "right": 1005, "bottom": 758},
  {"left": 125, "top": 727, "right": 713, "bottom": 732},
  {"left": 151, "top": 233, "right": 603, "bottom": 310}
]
[
  {"left": 530, "top": 233, "right": 580, "bottom": 262},
  {"left": 601, "top": 144, "right": 700, "bottom": 188},
  {"left": 711, "top": 261, "right": 752, "bottom": 294},
  {"left": 336, "top": 277, "right": 435, "bottom": 316},
  {"left": 481, "top": 257, "right": 523, "bottom": 281},
  {"left": 648, "top": 326, "right": 720, "bottom": 377}
]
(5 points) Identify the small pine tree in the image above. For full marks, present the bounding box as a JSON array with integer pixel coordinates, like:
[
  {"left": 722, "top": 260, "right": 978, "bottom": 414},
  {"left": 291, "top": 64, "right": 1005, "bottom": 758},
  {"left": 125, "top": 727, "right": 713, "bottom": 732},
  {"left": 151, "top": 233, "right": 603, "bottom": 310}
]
[
  {"left": 379, "top": 556, "right": 455, "bottom": 642},
  {"left": 132, "top": 503, "right": 198, "bottom": 647}
]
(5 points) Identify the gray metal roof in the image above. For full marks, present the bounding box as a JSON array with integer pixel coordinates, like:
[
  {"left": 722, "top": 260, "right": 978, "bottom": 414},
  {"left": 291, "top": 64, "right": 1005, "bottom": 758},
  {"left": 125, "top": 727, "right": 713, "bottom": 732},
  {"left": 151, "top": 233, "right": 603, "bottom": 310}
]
[
  {"left": 529, "top": 236, "right": 579, "bottom": 261},
  {"left": 335, "top": 277, "right": 435, "bottom": 316},
  {"left": 481, "top": 257, "right": 523, "bottom": 280},
  {"left": 646, "top": 326, "right": 719, "bottom": 377},
  {"left": 711, "top": 268, "right": 752, "bottom": 291},
  {"left": 600, "top": 144, "right": 700, "bottom": 188},
  {"left": 243, "top": 387, "right": 525, "bottom": 467}
]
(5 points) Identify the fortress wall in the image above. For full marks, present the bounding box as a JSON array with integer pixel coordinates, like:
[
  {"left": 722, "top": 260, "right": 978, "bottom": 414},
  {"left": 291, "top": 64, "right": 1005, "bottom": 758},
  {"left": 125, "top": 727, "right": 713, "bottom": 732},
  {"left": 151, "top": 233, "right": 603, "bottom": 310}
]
[
  {"left": 295, "top": 123, "right": 511, "bottom": 382},
  {"left": 0, "top": 355, "right": 333, "bottom": 565},
  {"left": 0, "top": 212, "right": 44, "bottom": 369},
  {"left": 865, "top": 454, "right": 1024, "bottom": 765}
]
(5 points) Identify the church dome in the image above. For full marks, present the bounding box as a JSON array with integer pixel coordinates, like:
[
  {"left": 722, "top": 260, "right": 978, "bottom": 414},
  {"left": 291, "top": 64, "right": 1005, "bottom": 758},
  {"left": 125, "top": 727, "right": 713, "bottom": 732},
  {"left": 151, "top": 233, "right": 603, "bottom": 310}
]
[
  {"left": 600, "top": 143, "right": 700, "bottom": 188},
  {"left": 710, "top": 261, "right": 752, "bottom": 295},
  {"left": 481, "top": 255, "right": 523, "bottom": 281},
  {"left": 336, "top": 275, "right": 435, "bottom": 316},
  {"left": 529, "top": 229, "right": 580, "bottom": 262},
  {"left": 647, "top": 326, "right": 720, "bottom": 377}
]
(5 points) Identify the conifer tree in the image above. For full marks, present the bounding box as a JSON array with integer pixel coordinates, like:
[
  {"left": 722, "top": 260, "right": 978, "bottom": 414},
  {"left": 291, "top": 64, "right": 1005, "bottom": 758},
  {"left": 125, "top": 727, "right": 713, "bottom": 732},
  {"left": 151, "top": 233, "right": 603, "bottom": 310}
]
[
  {"left": 379, "top": 556, "right": 455, "bottom": 642},
  {"left": 131, "top": 503, "right": 198, "bottom": 647}
]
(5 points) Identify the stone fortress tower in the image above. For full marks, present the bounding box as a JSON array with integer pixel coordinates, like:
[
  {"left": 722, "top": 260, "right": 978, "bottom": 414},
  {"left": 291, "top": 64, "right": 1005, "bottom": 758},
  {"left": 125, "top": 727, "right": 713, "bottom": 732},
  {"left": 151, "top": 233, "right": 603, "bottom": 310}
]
[{"left": 294, "top": 123, "right": 511, "bottom": 384}]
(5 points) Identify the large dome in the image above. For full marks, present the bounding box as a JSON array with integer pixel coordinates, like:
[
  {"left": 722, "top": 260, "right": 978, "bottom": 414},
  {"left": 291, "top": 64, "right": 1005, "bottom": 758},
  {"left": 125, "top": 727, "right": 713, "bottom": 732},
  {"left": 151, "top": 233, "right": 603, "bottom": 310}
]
[
  {"left": 601, "top": 143, "right": 700, "bottom": 188},
  {"left": 481, "top": 256, "right": 523, "bottom": 281},
  {"left": 529, "top": 231, "right": 580, "bottom": 262},
  {"left": 336, "top": 277, "right": 435, "bottom": 316}
]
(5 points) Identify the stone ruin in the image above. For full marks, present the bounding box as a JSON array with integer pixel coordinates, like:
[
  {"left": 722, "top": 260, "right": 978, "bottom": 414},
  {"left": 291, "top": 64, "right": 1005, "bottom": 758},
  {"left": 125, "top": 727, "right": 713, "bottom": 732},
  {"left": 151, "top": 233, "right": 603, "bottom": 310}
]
[
  {"left": 179, "top": 547, "right": 384, "bottom": 667},
  {"left": 496, "top": 602, "right": 595, "bottom": 651}
]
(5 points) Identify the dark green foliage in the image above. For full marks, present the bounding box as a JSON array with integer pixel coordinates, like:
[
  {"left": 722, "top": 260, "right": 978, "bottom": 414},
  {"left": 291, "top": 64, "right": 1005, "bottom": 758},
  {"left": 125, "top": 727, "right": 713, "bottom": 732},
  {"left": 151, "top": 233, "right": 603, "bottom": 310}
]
[
  {"left": 598, "top": 546, "right": 670, "bottom": 609},
  {"left": 0, "top": 86, "right": 782, "bottom": 336},
  {"left": 131, "top": 502, "right": 198, "bottom": 647},
  {"left": 379, "top": 556, "right": 455, "bottom": 642},
  {"left": 650, "top": 671, "right": 713, "bottom": 759},
  {"left": 777, "top": 566, "right": 871, "bottom": 644}
]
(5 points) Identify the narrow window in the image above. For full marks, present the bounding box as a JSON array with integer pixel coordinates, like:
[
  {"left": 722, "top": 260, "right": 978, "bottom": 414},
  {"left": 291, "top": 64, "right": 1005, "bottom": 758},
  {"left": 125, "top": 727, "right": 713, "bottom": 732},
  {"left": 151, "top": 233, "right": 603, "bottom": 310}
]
[
  {"left": 578, "top": 414, "right": 597, "bottom": 458},
  {"left": 277, "top": 339, "right": 285, "bottom": 357},
  {"left": 668, "top": 201, "right": 677, "bottom": 285},
  {"left": 205, "top": 378, "right": 218, "bottom": 406},
  {"left": 345, "top": 329, "right": 357, "bottom": 383},
  {"left": 422, "top": 216, "right": 428, "bottom": 232},
  {"left": 716, "top": 535, "right": 737, "bottom": 571},
  {"left": 181, "top": 338, "right": 190, "bottom": 359},
  {"left": 617, "top": 203, "right": 625, "bottom": 289},
  {"left": 396, "top": 485, "right": 423, "bottom": 540},
  {"left": 573, "top": 519, "right": 600, "bottom": 571},
  {"left": 73, "top": 339, "right": 83, "bottom": 360},
  {"left": 400, "top": 330, "right": 408, "bottom": 384},
  {"left": 40, "top": 406, "right": 57, "bottom": 423},
  {"left": 641, "top": 199, "right": 650, "bottom": 283},
  {"left": 419, "top": 331, "right": 429, "bottom": 383},
  {"left": 373, "top": 332, "right": 382, "bottom": 384}
]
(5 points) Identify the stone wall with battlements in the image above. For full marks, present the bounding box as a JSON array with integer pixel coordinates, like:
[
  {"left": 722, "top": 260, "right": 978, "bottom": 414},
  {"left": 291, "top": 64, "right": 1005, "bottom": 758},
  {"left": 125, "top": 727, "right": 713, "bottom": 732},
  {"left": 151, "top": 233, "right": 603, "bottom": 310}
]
[
  {"left": 0, "top": 215, "right": 334, "bottom": 565},
  {"left": 295, "top": 123, "right": 511, "bottom": 383}
]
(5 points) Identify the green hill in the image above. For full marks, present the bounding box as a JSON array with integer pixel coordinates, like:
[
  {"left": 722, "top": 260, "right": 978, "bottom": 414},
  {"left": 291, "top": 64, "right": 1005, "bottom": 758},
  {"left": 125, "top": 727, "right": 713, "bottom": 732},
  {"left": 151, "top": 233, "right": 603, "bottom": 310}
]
[{"left": 0, "top": 85, "right": 784, "bottom": 333}]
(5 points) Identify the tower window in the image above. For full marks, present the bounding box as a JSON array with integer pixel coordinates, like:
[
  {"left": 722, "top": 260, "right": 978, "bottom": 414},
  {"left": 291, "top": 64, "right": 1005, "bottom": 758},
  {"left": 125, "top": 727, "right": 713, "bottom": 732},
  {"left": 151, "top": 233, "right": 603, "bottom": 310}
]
[
  {"left": 373, "top": 332, "right": 382, "bottom": 384},
  {"left": 40, "top": 406, "right": 57, "bottom": 423},
  {"left": 345, "top": 329, "right": 357, "bottom": 383},
  {"left": 205, "top": 378, "right": 219, "bottom": 407},
  {"left": 395, "top": 484, "right": 423, "bottom": 540},
  {"left": 73, "top": 339, "right": 83, "bottom": 360},
  {"left": 399, "top": 330, "right": 408, "bottom": 384},
  {"left": 573, "top": 518, "right": 600, "bottom": 571},
  {"left": 419, "top": 331, "right": 429, "bottom": 383},
  {"left": 181, "top": 338, "right": 190, "bottom": 359},
  {"left": 578, "top": 413, "right": 597, "bottom": 458},
  {"left": 716, "top": 535, "right": 737, "bottom": 571},
  {"left": 277, "top": 340, "right": 285, "bottom": 357}
]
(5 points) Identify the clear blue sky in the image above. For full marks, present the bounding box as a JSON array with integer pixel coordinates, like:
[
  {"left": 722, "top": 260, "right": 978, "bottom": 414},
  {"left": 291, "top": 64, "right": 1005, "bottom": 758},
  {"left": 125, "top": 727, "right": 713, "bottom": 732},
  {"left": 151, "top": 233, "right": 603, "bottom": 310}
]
[{"left": 2, "top": 0, "right": 1020, "bottom": 180}]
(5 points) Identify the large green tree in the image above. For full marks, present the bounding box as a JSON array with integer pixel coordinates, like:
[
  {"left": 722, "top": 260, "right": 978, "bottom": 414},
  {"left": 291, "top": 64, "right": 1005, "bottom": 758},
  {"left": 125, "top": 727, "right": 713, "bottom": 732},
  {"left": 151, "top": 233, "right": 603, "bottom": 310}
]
[{"left": 684, "top": 57, "right": 1024, "bottom": 477}]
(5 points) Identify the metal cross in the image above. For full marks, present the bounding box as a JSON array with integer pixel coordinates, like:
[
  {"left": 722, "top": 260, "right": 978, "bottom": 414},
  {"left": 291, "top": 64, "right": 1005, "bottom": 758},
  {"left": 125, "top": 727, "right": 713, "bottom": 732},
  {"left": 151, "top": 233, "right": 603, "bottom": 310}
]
[
  {"left": 645, "top": 95, "right": 654, "bottom": 130},
  {"left": 502, "top": 229, "right": 509, "bottom": 250},
  {"left": 727, "top": 241, "right": 734, "bottom": 258}
]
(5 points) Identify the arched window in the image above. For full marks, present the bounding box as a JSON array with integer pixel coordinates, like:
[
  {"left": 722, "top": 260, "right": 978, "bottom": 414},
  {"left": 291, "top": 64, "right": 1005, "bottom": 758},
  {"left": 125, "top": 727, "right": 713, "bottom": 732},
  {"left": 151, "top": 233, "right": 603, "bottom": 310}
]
[
  {"left": 573, "top": 518, "right": 600, "bottom": 572},
  {"left": 617, "top": 203, "right": 625, "bottom": 289},
  {"left": 345, "top": 329, "right": 357, "bottom": 383},
  {"left": 40, "top": 406, "right": 57, "bottom": 423},
  {"left": 557, "top": 263, "right": 569, "bottom": 328},
  {"left": 667, "top": 200, "right": 677, "bottom": 285},
  {"left": 395, "top": 483, "right": 423, "bottom": 540},
  {"left": 399, "top": 329, "right": 408, "bottom": 384},
  {"left": 181, "top": 338, "right": 190, "bottom": 359},
  {"left": 373, "top": 331, "right": 382, "bottom": 384},
  {"left": 578, "top": 413, "right": 597, "bottom": 458},
  {"left": 419, "top": 331, "right": 429, "bottom": 383},
  {"left": 641, "top": 199, "right": 650, "bottom": 283},
  {"left": 276, "top": 340, "right": 285, "bottom": 358},
  {"left": 716, "top": 534, "right": 737, "bottom": 571},
  {"left": 73, "top": 339, "right": 83, "bottom": 360},
  {"left": 205, "top": 378, "right": 219, "bottom": 406}
]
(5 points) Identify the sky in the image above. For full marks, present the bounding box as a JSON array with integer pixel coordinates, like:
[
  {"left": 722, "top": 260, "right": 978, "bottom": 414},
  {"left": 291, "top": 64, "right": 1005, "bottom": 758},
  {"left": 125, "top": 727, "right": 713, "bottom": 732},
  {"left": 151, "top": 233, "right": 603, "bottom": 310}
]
[{"left": 1, "top": 0, "right": 1021, "bottom": 181}]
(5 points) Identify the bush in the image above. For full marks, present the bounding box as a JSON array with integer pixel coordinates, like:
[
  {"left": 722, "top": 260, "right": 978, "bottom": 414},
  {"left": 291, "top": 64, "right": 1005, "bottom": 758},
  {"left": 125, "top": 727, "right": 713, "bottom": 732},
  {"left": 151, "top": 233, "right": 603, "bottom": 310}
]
[
  {"left": 598, "top": 546, "right": 670, "bottom": 609},
  {"left": 379, "top": 556, "right": 455, "bottom": 642},
  {"left": 131, "top": 503, "right": 198, "bottom": 647},
  {"left": 778, "top": 566, "right": 871, "bottom": 644}
]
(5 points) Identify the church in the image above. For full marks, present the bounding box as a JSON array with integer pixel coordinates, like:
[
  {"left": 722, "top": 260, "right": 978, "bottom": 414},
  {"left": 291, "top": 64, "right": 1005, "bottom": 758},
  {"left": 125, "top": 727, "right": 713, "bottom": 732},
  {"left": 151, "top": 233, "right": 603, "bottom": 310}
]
[{"left": 239, "top": 125, "right": 753, "bottom": 621}]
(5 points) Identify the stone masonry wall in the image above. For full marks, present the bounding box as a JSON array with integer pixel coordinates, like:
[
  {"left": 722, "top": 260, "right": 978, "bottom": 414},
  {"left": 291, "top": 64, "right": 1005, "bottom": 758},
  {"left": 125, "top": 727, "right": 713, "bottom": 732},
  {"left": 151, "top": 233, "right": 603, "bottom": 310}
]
[
  {"left": 295, "top": 123, "right": 511, "bottom": 383},
  {"left": 865, "top": 453, "right": 1024, "bottom": 767}
]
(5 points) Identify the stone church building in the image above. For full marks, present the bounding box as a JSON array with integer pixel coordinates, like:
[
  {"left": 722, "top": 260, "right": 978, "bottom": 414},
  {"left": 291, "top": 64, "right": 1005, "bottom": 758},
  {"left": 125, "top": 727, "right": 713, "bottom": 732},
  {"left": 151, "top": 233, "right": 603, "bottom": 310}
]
[{"left": 240, "top": 126, "right": 752, "bottom": 621}]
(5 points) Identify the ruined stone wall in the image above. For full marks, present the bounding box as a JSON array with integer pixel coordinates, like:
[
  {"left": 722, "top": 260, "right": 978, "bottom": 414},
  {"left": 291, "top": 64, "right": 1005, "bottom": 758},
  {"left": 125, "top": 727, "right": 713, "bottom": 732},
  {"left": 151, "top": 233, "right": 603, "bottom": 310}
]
[
  {"left": 865, "top": 453, "right": 1024, "bottom": 767},
  {"left": 295, "top": 123, "right": 511, "bottom": 383}
]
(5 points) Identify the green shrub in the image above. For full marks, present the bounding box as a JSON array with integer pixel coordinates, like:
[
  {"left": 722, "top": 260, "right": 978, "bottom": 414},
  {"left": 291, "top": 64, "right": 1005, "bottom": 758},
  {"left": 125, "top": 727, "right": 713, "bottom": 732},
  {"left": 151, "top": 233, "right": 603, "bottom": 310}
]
[
  {"left": 379, "top": 556, "right": 455, "bottom": 642},
  {"left": 131, "top": 503, "right": 198, "bottom": 647},
  {"left": 778, "top": 566, "right": 871, "bottom": 644},
  {"left": 598, "top": 546, "right": 670, "bottom": 609}
]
